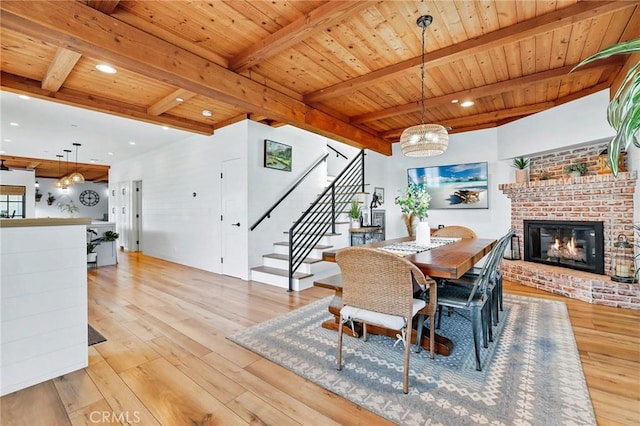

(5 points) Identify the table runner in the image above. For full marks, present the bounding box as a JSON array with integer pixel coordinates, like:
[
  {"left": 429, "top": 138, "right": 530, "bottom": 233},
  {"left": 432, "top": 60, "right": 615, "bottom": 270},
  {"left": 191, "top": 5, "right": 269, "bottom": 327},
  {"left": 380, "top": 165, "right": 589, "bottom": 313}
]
[{"left": 378, "top": 237, "right": 460, "bottom": 257}]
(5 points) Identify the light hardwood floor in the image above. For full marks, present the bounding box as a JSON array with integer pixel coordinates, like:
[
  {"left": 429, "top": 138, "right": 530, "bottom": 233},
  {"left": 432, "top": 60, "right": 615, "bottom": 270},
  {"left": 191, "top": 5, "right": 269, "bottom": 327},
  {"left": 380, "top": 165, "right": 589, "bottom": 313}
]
[{"left": 2, "top": 252, "right": 639, "bottom": 425}]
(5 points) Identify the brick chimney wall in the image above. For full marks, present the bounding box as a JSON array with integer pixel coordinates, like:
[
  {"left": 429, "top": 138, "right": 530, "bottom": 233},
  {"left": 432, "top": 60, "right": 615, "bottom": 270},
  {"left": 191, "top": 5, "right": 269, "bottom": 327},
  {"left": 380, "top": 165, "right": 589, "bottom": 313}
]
[{"left": 499, "top": 163, "right": 638, "bottom": 309}]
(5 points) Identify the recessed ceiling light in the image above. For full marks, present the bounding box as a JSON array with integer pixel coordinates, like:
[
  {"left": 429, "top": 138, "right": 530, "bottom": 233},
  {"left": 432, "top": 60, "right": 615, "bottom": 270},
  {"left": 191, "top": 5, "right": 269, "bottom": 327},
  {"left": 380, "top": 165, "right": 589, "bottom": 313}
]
[
  {"left": 96, "top": 64, "right": 117, "bottom": 74},
  {"left": 202, "top": 110, "right": 212, "bottom": 117},
  {"left": 129, "top": 141, "right": 136, "bottom": 145},
  {"left": 4, "top": 139, "right": 11, "bottom": 142},
  {"left": 108, "top": 152, "right": 114, "bottom": 156},
  {"left": 175, "top": 97, "right": 184, "bottom": 102},
  {"left": 161, "top": 126, "right": 169, "bottom": 130},
  {"left": 451, "top": 99, "right": 459, "bottom": 104},
  {"left": 9, "top": 122, "right": 19, "bottom": 126},
  {"left": 18, "top": 95, "right": 30, "bottom": 100},
  {"left": 89, "top": 159, "right": 98, "bottom": 163},
  {"left": 460, "top": 100, "right": 475, "bottom": 107}
]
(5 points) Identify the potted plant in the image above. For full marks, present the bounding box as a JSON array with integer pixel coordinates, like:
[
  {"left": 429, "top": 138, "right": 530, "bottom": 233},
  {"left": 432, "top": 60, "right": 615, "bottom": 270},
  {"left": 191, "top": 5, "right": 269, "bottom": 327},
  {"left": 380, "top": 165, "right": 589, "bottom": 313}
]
[
  {"left": 35, "top": 188, "right": 43, "bottom": 202},
  {"left": 87, "top": 229, "right": 100, "bottom": 263},
  {"left": 564, "top": 162, "right": 587, "bottom": 178},
  {"left": 395, "top": 184, "right": 431, "bottom": 241},
  {"left": 512, "top": 157, "right": 530, "bottom": 183},
  {"left": 46, "top": 192, "right": 56, "bottom": 206},
  {"left": 348, "top": 200, "right": 361, "bottom": 228},
  {"left": 572, "top": 39, "right": 640, "bottom": 176},
  {"left": 57, "top": 201, "right": 80, "bottom": 217}
]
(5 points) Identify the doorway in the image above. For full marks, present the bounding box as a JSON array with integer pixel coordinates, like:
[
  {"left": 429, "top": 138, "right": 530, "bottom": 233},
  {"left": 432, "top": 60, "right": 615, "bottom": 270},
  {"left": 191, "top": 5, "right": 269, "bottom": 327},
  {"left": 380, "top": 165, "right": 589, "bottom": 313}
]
[
  {"left": 220, "top": 158, "right": 246, "bottom": 279},
  {"left": 131, "top": 180, "right": 142, "bottom": 252}
]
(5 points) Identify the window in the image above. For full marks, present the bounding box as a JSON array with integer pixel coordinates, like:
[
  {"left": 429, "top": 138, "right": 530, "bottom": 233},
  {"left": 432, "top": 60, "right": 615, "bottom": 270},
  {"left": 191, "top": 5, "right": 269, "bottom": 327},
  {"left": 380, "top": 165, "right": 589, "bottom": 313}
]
[{"left": 0, "top": 185, "right": 26, "bottom": 218}]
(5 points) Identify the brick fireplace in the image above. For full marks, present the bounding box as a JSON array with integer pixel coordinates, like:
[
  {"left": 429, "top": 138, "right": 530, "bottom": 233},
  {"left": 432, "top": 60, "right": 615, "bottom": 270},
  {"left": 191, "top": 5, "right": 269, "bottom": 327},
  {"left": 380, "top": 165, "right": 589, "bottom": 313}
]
[{"left": 499, "top": 171, "right": 638, "bottom": 310}]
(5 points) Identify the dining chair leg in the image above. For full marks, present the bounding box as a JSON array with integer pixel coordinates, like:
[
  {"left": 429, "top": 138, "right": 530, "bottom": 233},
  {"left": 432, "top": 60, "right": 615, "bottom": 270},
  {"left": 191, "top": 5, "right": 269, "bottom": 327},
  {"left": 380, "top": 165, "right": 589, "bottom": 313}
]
[
  {"left": 415, "top": 313, "right": 425, "bottom": 353},
  {"left": 403, "top": 325, "right": 411, "bottom": 394},
  {"left": 337, "top": 317, "right": 344, "bottom": 370},
  {"left": 471, "top": 306, "right": 482, "bottom": 371},
  {"left": 436, "top": 305, "right": 443, "bottom": 329},
  {"left": 428, "top": 312, "right": 435, "bottom": 359}
]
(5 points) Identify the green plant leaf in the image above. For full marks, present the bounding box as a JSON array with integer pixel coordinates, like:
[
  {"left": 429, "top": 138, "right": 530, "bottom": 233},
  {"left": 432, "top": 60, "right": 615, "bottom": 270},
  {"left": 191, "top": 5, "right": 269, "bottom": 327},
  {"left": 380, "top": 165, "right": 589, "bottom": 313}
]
[{"left": 572, "top": 39, "right": 640, "bottom": 71}]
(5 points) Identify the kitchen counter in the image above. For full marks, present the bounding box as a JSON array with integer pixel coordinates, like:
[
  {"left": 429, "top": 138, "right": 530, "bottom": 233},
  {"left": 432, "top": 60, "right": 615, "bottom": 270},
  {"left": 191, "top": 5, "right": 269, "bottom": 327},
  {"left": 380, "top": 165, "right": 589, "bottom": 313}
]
[{"left": 1, "top": 218, "right": 89, "bottom": 395}]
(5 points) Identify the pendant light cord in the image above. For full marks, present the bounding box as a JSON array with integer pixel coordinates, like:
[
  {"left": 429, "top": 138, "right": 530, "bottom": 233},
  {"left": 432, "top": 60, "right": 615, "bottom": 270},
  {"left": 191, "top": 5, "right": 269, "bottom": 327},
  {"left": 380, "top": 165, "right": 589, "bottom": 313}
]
[{"left": 421, "top": 22, "right": 426, "bottom": 125}]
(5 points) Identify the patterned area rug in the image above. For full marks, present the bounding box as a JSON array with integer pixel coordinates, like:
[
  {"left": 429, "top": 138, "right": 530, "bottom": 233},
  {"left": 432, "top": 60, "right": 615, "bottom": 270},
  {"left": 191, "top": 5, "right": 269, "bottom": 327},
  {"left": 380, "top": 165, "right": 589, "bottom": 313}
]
[{"left": 228, "top": 295, "right": 595, "bottom": 425}]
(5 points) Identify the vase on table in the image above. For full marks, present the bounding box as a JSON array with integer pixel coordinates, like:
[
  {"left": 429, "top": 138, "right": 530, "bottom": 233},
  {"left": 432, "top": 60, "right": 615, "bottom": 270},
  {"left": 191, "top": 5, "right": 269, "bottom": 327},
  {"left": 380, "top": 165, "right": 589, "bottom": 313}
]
[{"left": 415, "top": 219, "right": 431, "bottom": 246}]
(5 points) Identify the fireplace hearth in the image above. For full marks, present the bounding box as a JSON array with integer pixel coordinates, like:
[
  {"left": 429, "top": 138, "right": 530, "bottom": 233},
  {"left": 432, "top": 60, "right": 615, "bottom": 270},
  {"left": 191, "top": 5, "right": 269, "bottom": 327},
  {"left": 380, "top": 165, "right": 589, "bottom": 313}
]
[{"left": 524, "top": 220, "right": 604, "bottom": 275}]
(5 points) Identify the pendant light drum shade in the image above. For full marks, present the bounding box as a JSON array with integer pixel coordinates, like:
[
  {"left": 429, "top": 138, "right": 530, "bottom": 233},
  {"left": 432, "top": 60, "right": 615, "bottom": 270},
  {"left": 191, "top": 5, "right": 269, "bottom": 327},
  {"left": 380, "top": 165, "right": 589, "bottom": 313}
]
[
  {"left": 400, "top": 123, "right": 449, "bottom": 157},
  {"left": 400, "top": 15, "right": 449, "bottom": 157}
]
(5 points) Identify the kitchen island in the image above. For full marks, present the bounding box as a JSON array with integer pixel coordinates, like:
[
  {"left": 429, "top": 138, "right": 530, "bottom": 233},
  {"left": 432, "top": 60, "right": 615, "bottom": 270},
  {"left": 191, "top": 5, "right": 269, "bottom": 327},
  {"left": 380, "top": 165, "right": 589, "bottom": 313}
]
[{"left": 0, "top": 217, "right": 90, "bottom": 396}]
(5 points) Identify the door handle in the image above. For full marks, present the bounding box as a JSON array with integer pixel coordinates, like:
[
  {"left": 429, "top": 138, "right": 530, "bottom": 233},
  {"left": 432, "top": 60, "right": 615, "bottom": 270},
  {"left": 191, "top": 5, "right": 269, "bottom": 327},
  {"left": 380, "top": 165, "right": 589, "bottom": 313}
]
[{"left": 232, "top": 222, "right": 241, "bottom": 227}]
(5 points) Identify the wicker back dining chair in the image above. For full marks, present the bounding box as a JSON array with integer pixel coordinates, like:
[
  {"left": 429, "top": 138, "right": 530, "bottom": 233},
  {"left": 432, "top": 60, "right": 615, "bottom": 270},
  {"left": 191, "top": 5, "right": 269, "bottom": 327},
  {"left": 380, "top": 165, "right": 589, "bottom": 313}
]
[
  {"left": 422, "top": 231, "right": 512, "bottom": 371},
  {"left": 432, "top": 225, "right": 477, "bottom": 239},
  {"left": 335, "top": 246, "right": 438, "bottom": 394}
]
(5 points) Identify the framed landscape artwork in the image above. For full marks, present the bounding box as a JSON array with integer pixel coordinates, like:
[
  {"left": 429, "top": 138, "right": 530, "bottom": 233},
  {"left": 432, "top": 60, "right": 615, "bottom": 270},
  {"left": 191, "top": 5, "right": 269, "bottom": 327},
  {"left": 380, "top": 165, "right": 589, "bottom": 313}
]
[
  {"left": 264, "top": 139, "right": 292, "bottom": 172},
  {"left": 407, "top": 161, "right": 489, "bottom": 209}
]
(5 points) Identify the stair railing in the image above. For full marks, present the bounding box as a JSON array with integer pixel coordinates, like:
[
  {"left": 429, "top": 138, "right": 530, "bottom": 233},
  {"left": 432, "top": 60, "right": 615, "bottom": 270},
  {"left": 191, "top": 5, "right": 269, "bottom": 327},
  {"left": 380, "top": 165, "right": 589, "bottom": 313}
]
[
  {"left": 288, "top": 150, "right": 365, "bottom": 291},
  {"left": 250, "top": 153, "right": 329, "bottom": 231}
]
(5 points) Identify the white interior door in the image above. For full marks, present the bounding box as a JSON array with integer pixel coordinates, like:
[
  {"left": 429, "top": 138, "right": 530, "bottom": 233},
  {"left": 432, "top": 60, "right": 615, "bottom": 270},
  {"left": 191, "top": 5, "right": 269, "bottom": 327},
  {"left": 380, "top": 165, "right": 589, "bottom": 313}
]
[
  {"left": 131, "top": 180, "right": 142, "bottom": 252},
  {"left": 221, "top": 158, "right": 246, "bottom": 279}
]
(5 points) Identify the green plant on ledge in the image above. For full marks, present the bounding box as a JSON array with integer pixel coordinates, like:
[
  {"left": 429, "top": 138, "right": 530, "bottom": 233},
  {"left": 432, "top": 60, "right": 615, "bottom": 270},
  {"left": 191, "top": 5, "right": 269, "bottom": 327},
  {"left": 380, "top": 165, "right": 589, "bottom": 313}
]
[
  {"left": 563, "top": 162, "right": 588, "bottom": 176},
  {"left": 57, "top": 200, "right": 80, "bottom": 216},
  {"left": 572, "top": 38, "right": 640, "bottom": 176},
  {"left": 512, "top": 157, "right": 530, "bottom": 169}
]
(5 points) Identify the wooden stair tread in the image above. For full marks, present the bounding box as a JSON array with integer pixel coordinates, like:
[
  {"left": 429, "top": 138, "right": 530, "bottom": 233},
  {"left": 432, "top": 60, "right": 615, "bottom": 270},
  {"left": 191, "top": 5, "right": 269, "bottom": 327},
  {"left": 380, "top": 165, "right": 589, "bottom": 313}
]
[
  {"left": 263, "top": 253, "right": 322, "bottom": 264},
  {"left": 313, "top": 274, "right": 343, "bottom": 289},
  {"left": 274, "top": 242, "right": 333, "bottom": 249},
  {"left": 251, "top": 266, "right": 312, "bottom": 279},
  {"left": 284, "top": 231, "right": 342, "bottom": 236}
]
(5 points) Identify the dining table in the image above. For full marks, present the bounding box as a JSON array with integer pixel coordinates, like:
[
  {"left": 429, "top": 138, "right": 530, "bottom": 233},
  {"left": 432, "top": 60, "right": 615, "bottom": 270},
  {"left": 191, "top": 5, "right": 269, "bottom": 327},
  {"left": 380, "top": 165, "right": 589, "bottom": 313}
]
[{"left": 315, "top": 236, "right": 497, "bottom": 356}]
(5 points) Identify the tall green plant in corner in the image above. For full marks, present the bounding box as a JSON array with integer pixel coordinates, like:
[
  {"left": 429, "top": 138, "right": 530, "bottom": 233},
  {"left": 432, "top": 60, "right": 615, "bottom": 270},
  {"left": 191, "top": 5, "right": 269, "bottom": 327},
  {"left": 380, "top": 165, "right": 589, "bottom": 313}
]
[{"left": 573, "top": 38, "right": 640, "bottom": 176}]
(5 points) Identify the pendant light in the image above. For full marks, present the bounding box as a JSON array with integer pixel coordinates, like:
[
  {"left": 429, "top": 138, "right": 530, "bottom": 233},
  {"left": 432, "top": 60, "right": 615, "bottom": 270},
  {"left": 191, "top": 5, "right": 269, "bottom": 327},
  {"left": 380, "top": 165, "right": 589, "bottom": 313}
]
[
  {"left": 61, "top": 149, "right": 74, "bottom": 188},
  {"left": 400, "top": 15, "right": 449, "bottom": 157},
  {"left": 69, "top": 143, "right": 85, "bottom": 183},
  {"left": 53, "top": 154, "right": 64, "bottom": 188}
]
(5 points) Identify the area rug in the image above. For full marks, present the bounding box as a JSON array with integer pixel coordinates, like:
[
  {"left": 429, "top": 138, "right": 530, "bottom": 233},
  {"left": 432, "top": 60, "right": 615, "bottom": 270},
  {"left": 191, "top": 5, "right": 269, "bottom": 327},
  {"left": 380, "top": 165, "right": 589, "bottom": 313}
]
[
  {"left": 228, "top": 295, "right": 595, "bottom": 425},
  {"left": 88, "top": 324, "right": 106, "bottom": 346}
]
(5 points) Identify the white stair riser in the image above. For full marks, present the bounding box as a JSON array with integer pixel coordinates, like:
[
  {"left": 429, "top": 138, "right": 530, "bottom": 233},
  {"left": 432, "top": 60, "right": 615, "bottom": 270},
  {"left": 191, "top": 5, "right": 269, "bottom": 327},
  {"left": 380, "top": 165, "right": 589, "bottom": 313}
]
[{"left": 250, "top": 270, "right": 291, "bottom": 289}]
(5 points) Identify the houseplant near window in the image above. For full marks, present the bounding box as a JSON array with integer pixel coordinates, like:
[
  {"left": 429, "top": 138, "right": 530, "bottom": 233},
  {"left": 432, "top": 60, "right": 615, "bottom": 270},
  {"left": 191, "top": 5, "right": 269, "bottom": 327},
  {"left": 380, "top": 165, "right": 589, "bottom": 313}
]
[
  {"left": 395, "top": 184, "right": 431, "bottom": 243},
  {"left": 572, "top": 38, "right": 640, "bottom": 176},
  {"left": 512, "top": 157, "right": 530, "bottom": 183}
]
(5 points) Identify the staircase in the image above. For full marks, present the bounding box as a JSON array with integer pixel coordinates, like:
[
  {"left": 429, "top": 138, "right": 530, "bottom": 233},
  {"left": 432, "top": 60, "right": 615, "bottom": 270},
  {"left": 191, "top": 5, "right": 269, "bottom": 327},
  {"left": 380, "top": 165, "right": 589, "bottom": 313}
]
[{"left": 250, "top": 150, "right": 367, "bottom": 291}]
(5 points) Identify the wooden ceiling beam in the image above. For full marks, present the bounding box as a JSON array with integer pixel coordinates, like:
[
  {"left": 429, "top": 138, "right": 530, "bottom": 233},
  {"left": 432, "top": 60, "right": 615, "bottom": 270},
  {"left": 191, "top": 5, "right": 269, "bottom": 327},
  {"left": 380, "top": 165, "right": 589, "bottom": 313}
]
[
  {"left": 381, "top": 103, "right": 554, "bottom": 141},
  {"left": 85, "top": 1, "right": 120, "bottom": 14},
  {"left": 305, "top": 1, "right": 633, "bottom": 103},
  {"left": 1, "top": 72, "right": 215, "bottom": 135},
  {"left": 26, "top": 161, "right": 41, "bottom": 169},
  {"left": 41, "top": 47, "right": 82, "bottom": 92},
  {"left": 229, "top": 1, "right": 375, "bottom": 72},
  {"left": 352, "top": 58, "right": 623, "bottom": 123},
  {"left": 0, "top": 0, "right": 390, "bottom": 155},
  {"left": 147, "top": 88, "right": 196, "bottom": 116}
]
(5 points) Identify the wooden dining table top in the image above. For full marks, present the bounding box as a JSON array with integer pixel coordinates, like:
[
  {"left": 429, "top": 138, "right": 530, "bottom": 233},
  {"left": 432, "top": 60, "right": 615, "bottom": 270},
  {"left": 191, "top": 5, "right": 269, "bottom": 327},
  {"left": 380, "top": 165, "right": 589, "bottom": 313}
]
[{"left": 322, "top": 237, "right": 497, "bottom": 280}]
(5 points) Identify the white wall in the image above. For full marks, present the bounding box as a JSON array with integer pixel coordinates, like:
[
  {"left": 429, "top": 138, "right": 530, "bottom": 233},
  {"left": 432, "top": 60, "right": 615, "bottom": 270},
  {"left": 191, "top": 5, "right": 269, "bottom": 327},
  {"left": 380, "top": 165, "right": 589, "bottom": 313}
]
[
  {"left": 497, "top": 90, "right": 615, "bottom": 159},
  {"left": 0, "top": 169, "right": 36, "bottom": 218},
  {"left": 108, "top": 120, "right": 348, "bottom": 277},
  {"left": 34, "top": 178, "right": 108, "bottom": 220},
  {"left": 247, "top": 122, "right": 334, "bottom": 269},
  {"left": 365, "top": 128, "right": 512, "bottom": 240}
]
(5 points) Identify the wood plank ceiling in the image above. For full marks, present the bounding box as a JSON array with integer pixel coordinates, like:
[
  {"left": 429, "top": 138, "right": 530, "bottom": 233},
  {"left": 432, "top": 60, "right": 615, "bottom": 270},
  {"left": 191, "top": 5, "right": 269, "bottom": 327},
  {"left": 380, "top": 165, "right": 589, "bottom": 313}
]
[{"left": 1, "top": 0, "right": 639, "bottom": 180}]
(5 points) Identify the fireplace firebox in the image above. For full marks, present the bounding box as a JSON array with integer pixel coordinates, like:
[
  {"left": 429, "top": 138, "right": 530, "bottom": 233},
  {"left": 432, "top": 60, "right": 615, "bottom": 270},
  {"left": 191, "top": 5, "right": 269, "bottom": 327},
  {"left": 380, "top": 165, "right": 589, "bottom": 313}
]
[{"left": 524, "top": 220, "right": 604, "bottom": 275}]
